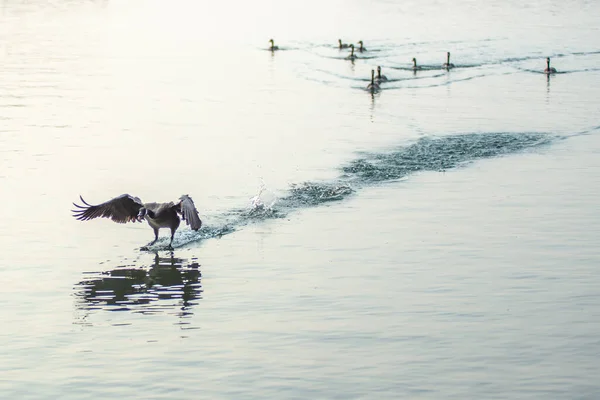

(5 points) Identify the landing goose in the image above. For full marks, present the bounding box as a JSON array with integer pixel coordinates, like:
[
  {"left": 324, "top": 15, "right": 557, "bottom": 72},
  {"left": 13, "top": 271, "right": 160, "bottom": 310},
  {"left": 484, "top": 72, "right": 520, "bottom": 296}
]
[{"left": 72, "top": 194, "right": 202, "bottom": 248}]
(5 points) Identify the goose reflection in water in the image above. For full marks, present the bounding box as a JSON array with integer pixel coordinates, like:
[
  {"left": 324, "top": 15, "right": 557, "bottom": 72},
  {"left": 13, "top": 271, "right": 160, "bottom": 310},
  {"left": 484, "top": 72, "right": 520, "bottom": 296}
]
[{"left": 75, "top": 252, "right": 202, "bottom": 317}]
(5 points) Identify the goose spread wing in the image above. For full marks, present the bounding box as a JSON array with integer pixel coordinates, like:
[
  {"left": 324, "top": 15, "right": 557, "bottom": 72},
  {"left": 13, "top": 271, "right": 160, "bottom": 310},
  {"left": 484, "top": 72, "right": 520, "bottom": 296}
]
[
  {"left": 178, "top": 194, "right": 202, "bottom": 231},
  {"left": 72, "top": 194, "right": 144, "bottom": 223}
]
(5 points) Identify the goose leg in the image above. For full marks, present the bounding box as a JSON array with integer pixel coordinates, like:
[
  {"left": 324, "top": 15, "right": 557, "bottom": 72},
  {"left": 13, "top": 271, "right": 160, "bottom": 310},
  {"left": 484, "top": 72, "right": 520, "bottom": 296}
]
[
  {"left": 168, "top": 228, "right": 176, "bottom": 250},
  {"left": 140, "top": 228, "right": 159, "bottom": 251},
  {"left": 147, "top": 228, "right": 159, "bottom": 246}
]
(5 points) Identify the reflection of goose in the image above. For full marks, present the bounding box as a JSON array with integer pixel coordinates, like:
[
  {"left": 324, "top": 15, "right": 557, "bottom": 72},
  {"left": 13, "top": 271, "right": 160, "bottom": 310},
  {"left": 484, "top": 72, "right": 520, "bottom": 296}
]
[
  {"left": 269, "top": 39, "right": 279, "bottom": 51},
  {"left": 544, "top": 57, "right": 557, "bottom": 74},
  {"left": 376, "top": 65, "right": 388, "bottom": 82},
  {"left": 338, "top": 39, "right": 349, "bottom": 49},
  {"left": 412, "top": 58, "right": 422, "bottom": 70},
  {"left": 443, "top": 52, "right": 455, "bottom": 69},
  {"left": 346, "top": 44, "right": 357, "bottom": 60},
  {"left": 72, "top": 194, "right": 202, "bottom": 248},
  {"left": 75, "top": 252, "right": 202, "bottom": 312},
  {"left": 357, "top": 40, "right": 366, "bottom": 52},
  {"left": 367, "top": 69, "right": 381, "bottom": 92}
]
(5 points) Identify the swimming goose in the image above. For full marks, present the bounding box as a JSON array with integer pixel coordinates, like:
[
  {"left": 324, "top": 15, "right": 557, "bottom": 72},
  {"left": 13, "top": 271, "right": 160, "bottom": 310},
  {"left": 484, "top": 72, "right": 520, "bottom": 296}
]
[
  {"left": 367, "top": 69, "right": 380, "bottom": 92},
  {"left": 346, "top": 44, "right": 357, "bottom": 60},
  {"left": 338, "top": 39, "right": 350, "bottom": 49},
  {"left": 443, "top": 52, "right": 455, "bottom": 69},
  {"left": 357, "top": 40, "right": 366, "bottom": 52},
  {"left": 72, "top": 194, "right": 202, "bottom": 248},
  {"left": 412, "top": 58, "right": 422, "bottom": 70},
  {"left": 376, "top": 66, "right": 388, "bottom": 82},
  {"left": 544, "top": 57, "right": 557, "bottom": 74},
  {"left": 269, "top": 39, "right": 279, "bottom": 51}
]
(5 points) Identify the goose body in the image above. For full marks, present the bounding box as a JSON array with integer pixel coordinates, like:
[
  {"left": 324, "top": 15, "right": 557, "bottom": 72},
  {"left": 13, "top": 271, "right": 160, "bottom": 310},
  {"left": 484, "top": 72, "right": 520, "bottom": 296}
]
[
  {"left": 376, "top": 65, "right": 388, "bottom": 82},
  {"left": 346, "top": 44, "right": 357, "bottom": 60},
  {"left": 269, "top": 39, "right": 279, "bottom": 51},
  {"left": 443, "top": 52, "right": 455, "bottom": 69},
  {"left": 72, "top": 194, "right": 202, "bottom": 249},
  {"left": 544, "top": 57, "right": 557, "bottom": 74},
  {"left": 367, "top": 69, "right": 381, "bottom": 92},
  {"left": 338, "top": 39, "right": 349, "bottom": 49},
  {"left": 357, "top": 40, "right": 366, "bottom": 52}
]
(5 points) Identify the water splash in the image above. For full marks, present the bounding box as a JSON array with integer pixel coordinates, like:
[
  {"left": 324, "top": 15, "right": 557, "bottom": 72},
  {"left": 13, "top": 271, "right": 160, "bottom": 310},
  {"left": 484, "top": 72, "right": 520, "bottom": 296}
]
[{"left": 248, "top": 179, "right": 278, "bottom": 213}]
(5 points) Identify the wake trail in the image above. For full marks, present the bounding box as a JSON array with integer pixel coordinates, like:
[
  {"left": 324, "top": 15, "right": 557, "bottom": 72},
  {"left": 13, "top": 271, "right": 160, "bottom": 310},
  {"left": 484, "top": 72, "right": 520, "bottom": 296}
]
[{"left": 148, "top": 131, "right": 554, "bottom": 251}]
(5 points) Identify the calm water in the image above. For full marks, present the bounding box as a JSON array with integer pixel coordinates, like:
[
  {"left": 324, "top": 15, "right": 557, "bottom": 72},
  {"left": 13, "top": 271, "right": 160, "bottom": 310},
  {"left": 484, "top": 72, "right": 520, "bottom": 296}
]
[{"left": 1, "top": 0, "right": 600, "bottom": 398}]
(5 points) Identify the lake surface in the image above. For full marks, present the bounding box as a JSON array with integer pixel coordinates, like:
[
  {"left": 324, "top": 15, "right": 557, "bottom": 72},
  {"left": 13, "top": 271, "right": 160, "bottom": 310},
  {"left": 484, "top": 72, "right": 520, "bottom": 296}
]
[{"left": 1, "top": 0, "right": 599, "bottom": 398}]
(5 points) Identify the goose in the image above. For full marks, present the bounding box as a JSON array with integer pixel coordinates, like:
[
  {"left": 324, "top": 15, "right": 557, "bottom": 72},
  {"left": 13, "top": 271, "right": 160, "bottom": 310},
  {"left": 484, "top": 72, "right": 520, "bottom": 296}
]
[
  {"left": 443, "top": 52, "right": 455, "bottom": 69},
  {"left": 269, "top": 39, "right": 279, "bottom": 51},
  {"left": 357, "top": 40, "right": 366, "bottom": 52},
  {"left": 338, "top": 39, "right": 350, "bottom": 49},
  {"left": 72, "top": 194, "right": 202, "bottom": 249},
  {"left": 366, "top": 69, "right": 380, "bottom": 92},
  {"left": 346, "top": 44, "right": 357, "bottom": 60},
  {"left": 376, "top": 65, "right": 388, "bottom": 82},
  {"left": 544, "top": 57, "right": 557, "bottom": 74},
  {"left": 412, "top": 57, "right": 422, "bottom": 71}
]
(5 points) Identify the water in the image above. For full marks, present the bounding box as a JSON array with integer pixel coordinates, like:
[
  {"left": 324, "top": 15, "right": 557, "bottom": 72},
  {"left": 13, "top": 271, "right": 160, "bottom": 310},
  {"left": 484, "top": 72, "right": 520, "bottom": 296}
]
[{"left": 1, "top": 0, "right": 599, "bottom": 398}]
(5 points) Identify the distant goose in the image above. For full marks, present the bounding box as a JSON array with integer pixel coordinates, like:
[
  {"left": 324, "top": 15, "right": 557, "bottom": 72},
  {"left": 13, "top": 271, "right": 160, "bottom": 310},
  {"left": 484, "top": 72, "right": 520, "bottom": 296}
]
[
  {"left": 346, "top": 44, "right": 357, "bottom": 60},
  {"left": 544, "top": 57, "right": 557, "bottom": 74},
  {"left": 357, "top": 40, "right": 366, "bottom": 52},
  {"left": 376, "top": 66, "right": 388, "bottom": 82},
  {"left": 269, "top": 39, "right": 279, "bottom": 51},
  {"left": 367, "top": 69, "right": 380, "bottom": 92},
  {"left": 338, "top": 39, "right": 350, "bottom": 49},
  {"left": 72, "top": 194, "right": 202, "bottom": 249},
  {"left": 412, "top": 58, "right": 422, "bottom": 70},
  {"left": 443, "top": 52, "right": 455, "bottom": 69}
]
